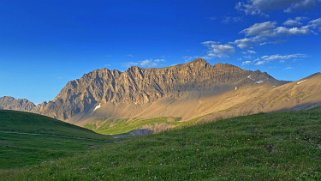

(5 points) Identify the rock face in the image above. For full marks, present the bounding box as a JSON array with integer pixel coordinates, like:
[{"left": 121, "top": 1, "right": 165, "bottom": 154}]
[
  {"left": 0, "top": 96, "right": 36, "bottom": 112},
  {"left": 37, "top": 59, "right": 282, "bottom": 121}
]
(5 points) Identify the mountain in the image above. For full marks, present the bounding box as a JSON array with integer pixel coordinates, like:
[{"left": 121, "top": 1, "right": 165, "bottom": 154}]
[
  {"left": 0, "top": 96, "right": 36, "bottom": 112},
  {"left": 36, "top": 59, "right": 282, "bottom": 121},
  {"left": 1, "top": 59, "right": 320, "bottom": 134},
  {"left": 199, "top": 72, "right": 321, "bottom": 122}
]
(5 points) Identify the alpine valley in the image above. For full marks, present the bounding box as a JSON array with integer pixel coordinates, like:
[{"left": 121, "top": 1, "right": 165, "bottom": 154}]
[{"left": 1, "top": 59, "right": 321, "bottom": 135}]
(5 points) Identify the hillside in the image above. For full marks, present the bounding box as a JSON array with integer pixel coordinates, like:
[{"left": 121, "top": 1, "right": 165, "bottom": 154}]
[
  {"left": 2, "top": 108, "right": 321, "bottom": 180},
  {"left": 0, "top": 110, "right": 110, "bottom": 169},
  {"left": 199, "top": 72, "right": 321, "bottom": 122},
  {"left": 82, "top": 72, "right": 321, "bottom": 134}
]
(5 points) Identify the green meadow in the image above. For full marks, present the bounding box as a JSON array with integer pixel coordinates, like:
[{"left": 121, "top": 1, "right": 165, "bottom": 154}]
[{"left": 1, "top": 108, "right": 321, "bottom": 180}]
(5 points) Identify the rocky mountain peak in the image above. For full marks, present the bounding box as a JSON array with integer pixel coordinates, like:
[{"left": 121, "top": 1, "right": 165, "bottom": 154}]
[
  {"left": 187, "top": 58, "right": 209, "bottom": 66},
  {"left": 181, "top": 58, "right": 211, "bottom": 70},
  {"left": 36, "top": 59, "right": 282, "bottom": 121},
  {"left": 127, "top": 66, "right": 141, "bottom": 71},
  {"left": 0, "top": 96, "right": 36, "bottom": 112},
  {"left": 126, "top": 66, "right": 144, "bottom": 76}
]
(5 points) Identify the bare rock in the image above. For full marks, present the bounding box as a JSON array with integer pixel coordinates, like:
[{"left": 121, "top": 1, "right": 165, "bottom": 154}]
[{"left": 36, "top": 59, "right": 282, "bottom": 121}]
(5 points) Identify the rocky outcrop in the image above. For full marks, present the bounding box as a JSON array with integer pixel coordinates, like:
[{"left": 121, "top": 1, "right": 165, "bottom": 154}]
[
  {"left": 0, "top": 96, "right": 36, "bottom": 112},
  {"left": 36, "top": 59, "right": 282, "bottom": 121}
]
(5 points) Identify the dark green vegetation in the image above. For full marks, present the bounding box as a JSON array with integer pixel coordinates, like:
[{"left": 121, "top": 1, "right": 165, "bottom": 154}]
[
  {"left": 0, "top": 110, "right": 110, "bottom": 169},
  {"left": 1, "top": 109, "right": 321, "bottom": 180}
]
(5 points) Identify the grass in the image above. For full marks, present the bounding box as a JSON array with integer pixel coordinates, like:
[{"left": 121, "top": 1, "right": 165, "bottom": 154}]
[
  {"left": 1, "top": 108, "right": 321, "bottom": 180},
  {"left": 0, "top": 110, "right": 110, "bottom": 169},
  {"left": 85, "top": 117, "right": 182, "bottom": 135}
]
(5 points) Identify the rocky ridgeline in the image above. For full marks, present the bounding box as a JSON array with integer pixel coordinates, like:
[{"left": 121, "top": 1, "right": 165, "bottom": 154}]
[
  {"left": 0, "top": 96, "right": 36, "bottom": 112},
  {"left": 0, "top": 59, "right": 281, "bottom": 121},
  {"left": 36, "top": 59, "right": 280, "bottom": 120}
]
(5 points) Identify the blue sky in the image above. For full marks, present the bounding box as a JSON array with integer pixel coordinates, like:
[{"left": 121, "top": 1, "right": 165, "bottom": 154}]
[{"left": 0, "top": 0, "right": 321, "bottom": 103}]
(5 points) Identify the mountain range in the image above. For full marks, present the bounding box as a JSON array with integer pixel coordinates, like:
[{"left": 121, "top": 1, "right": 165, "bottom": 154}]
[{"left": 1, "top": 59, "right": 321, "bottom": 131}]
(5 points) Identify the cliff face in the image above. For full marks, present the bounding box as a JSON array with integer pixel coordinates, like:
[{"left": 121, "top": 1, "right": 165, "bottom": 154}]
[
  {"left": 0, "top": 96, "right": 36, "bottom": 112},
  {"left": 36, "top": 59, "right": 281, "bottom": 120}
]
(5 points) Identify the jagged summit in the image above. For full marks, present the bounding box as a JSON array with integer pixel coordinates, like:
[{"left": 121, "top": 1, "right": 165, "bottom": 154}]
[
  {"left": 1, "top": 59, "right": 320, "bottom": 126},
  {"left": 185, "top": 58, "right": 210, "bottom": 66},
  {"left": 0, "top": 96, "right": 36, "bottom": 112},
  {"left": 35, "top": 59, "right": 282, "bottom": 121}
]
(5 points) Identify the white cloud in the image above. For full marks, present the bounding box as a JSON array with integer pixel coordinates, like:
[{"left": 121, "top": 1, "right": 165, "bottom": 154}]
[
  {"left": 285, "top": 0, "right": 319, "bottom": 12},
  {"left": 241, "top": 21, "right": 276, "bottom": 36},
  {"left": 275, "top": 26, "right": 310, "bottom": 35},
  {"left": 247, "top": 50, "right": 256, "bottom": 54},
  {"left": 202, "top": 41, "right": 235, "bottom": 58},
  {"left": 236, "top": 0, "right": 320, "bottom": 16},
  {"left": 127, "top": 59, "right": 165, "bottom": 68},
  {"left": 235, "top": 21, "right": 276, "bottom": 48},
  {"left": 242, "top": 21, "right": 310, "bottom": 37},
  {"left": 254, "top": 54, "right": 306, "bottom": 65},
  {"left": 202, "top": 16, "right": 321, "bottom": 62},
  {"left": 234, "top": 38, "right": 255, "bottom": 49},
  {"left": 283, "top": 17, "right": 307, "bottom": 26},
  {"left": 241, "top": 50, "right": 257, "bottom": 60},
  {"left": 240, "top": 54, "right": 306, "bottom": 66},
  {"left": 234, "top": 19, "right": 320, "bottom": 48},
  {"left": 242, "top": 60, "right": 252, "bottom": 65},
  {"left": 235, "top": 1, "right": 264, "bottom": 16},
  {"left": 307, "top": 18, "right": 321, "bottom": 31},
  {"left": 243, "top": 50, "right": 256, "bottom": 54}
]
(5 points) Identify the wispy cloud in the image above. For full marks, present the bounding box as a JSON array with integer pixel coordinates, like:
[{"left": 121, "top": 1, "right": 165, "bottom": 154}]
[
  {"left": 284, "top": 17, "right": 307, "bottom": 26},
  {"left": 234, "top": 18, "right": 321, "bottom": 48},
  {"left": 242, "top": 54, "right": 306, "bottom": 66},
  {"left": 222, "top": 16, "right": 243, "bottom": 24},
  {"left": 202, "top": 17, "right": 321, "bottom": 63},
  {"left": 236, "top": 0, "right": 320, "bottom": 16},
  {"left": 243, "top": 50, "right": 256, "bottom": 54},
  {"left": 127, "top": 59, "right": 165, "bottom": 68},
  {"left": 285, "top": 0, "right": 320, "bottom": 13},
  {"left": 242, "top": 60, "right": 252, "bottom": 65},
  {"left": 308, "top": 18, "right": 321, "bottom": 31},
  {"left": 202, "top": 41, "right": 235, "bottom": 58},
  {"left": 241, "top": 21, "right": 276, "bottom": 36}
]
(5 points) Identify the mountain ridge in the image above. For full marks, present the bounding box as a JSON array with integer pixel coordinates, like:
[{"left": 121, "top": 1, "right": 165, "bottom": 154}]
[
  {"left": 36, "top": 59, "right": 282, "bottom": 121},
  {"left": 1, "top": 59, "right": 320, "bottom": 132},
  {"left": 0, "top": 96, "right": 36, "bottom": 112}
]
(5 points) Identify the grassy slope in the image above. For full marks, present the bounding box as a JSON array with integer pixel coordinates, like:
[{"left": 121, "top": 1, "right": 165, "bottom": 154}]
[
  {"left": 0, "top": 110, "right": 110, "bottom": 169},
  {"left": 84, "top": 117, "right": 182, "bottom": 135},
  {"left": 2, "top": 108, "right": 321, "bottom": 180}
]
